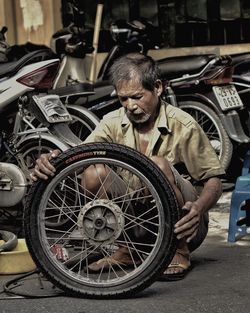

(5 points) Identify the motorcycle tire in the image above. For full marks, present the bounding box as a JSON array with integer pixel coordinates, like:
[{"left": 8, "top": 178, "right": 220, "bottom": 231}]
[
  {"left": 179, "top": 101, "right": 233, "bottom": 170},
  {"left": 24, "top": 143, "right": 180, "bottom": 298}
]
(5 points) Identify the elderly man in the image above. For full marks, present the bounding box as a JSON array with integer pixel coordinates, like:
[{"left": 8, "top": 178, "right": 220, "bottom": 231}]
[{"left": 31, "top": 53, "right": 224, "bottom": 280}]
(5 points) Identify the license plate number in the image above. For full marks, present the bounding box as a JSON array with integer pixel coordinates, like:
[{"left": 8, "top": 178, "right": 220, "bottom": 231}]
[{"left": 213, "top": 85, "right": 243, "bottom": 111}]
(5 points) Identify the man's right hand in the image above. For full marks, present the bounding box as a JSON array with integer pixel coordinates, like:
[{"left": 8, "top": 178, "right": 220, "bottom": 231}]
[{"left": 30, "top": 149, "right": 61, "bottom": 181}]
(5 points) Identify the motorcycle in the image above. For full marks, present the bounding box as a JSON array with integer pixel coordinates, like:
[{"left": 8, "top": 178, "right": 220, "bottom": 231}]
[
  {"left": 221, "top": 52, "right": 250, "bottom": 177},
  {"left": 0, "top": 82, "right": 91, "bottom": 234},
  {"left": 158, "top": 54, "right": 248, "bottom": 174},
  {"left": 0, "top": 47, "right": 100, "bottom": 143},
  {"left": 50, "top": 18, "right": 161, "bottom": 86}
]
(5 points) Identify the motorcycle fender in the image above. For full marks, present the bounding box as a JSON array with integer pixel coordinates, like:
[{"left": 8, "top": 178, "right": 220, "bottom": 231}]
[
  {"left": 176, "top": 93, "right": 222, "bottom": 115},
  {"left": 219, "top": 111, "right": 250, "bottom": 144},
  {"left": 68, "top": 105, "right": 100, "bottom": 126},
  {"left": 16, "top": 133, "right": 70, "bottom": 152}
]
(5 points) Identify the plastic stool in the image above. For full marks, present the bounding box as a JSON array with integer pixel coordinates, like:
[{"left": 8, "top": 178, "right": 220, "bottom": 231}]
[{"left": 228, "top": 151, "right": 250, "bottom": 242}]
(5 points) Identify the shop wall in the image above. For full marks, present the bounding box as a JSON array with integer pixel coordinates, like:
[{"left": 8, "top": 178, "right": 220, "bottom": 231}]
[{"left": 0, "top": 0, "right": 62, "bottom": 46}]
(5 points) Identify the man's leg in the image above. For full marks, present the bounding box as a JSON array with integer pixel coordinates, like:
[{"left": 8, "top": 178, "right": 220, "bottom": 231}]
[{"left": 151, "top": 156, "right": 209, "bottom": 279}]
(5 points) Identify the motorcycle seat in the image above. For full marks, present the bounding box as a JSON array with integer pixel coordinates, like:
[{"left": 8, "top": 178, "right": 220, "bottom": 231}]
[
  {"left": 73, "top": 80, "right": 116, "bottom": 107},
  {"left": 157, "top": 54, "right": 216, "bottom": 80},
  {"left": 0, "top": 49, "right": 54, "bottom": 79},
  {"left": 230, "top": 53, "right": 250, "bottom": 76},
  {"left": 49, "top": 82, "right": 95, "bottom": 98},
  {"left": 230, "top": 52, "right": 250, "bottom": 65}
]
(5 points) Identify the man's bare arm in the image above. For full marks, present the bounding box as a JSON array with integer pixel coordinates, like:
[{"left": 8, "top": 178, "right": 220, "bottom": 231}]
[{"left": 174, "top": 177, "right": 222, "bottom": 242}]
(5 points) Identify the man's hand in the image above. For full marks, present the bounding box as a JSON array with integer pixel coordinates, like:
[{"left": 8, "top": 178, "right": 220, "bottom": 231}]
[
  {"left": 30, "top": 149, "right": 61, "bottom": 181},
  {"left": 174, "top": 177, "right": 222, "bottom": 243},
  {"left": 174, "top": 202, "right": 202, "bottom": 243}
]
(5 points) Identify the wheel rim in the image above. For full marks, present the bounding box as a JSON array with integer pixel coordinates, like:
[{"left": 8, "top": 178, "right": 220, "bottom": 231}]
[
  {"left": 21, "top": 144, "right": 51, "bottom": 170},
  {"left": 37, "top": 157, "right": 170, "bottom": 287},
  {"left": 68, "top": 115, "right": 94, "bottom": 141}
]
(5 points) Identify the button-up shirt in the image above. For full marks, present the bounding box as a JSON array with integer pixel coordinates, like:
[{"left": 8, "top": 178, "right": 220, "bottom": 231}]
[{"left": 85, "top": 100, "right": 225, "bottom": 181}]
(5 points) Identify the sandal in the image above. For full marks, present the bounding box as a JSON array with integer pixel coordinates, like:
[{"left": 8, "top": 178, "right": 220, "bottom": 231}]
[{"left": 158, "top": 249, "right": 191, "bottom": 281}]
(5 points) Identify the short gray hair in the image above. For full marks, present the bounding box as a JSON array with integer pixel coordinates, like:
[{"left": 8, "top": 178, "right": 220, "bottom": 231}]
[{"left": 109, "top": 53, "right": 160, "bottom": 92}]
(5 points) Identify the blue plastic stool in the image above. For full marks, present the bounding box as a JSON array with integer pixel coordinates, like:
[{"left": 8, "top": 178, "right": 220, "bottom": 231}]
[{"left": 228, "top": 151, "right": 250, "bottom": 242}]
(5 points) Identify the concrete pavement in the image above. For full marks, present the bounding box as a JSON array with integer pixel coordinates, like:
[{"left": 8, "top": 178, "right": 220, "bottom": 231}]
[{"left": 1, "top": 191, "right": 250, "bottom": 313}]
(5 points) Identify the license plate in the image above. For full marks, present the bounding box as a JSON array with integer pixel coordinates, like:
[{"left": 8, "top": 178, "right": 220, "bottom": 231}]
[
  {"left": 32, "top": 95, "right": 72, "bottom": 123},
  {"left": 213, "top": 85, "right": 244, "bottom": 111}
]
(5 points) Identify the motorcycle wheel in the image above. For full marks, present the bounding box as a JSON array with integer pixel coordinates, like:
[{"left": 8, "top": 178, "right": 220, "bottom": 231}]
[
  {"left": 24, "top": 143, "right": 180, "bottom": 298},
  {"left": 17, "top": 138, "right": 61, "bottom": 175},
  {"left": 67, "top": 107, "right": 98, "bottom": 141},
  {"left": 19, "top": 138, "right": 76, "bottom": 228},
  {"left": 179, "top": 101, "right": 233, "bottom": 170}
]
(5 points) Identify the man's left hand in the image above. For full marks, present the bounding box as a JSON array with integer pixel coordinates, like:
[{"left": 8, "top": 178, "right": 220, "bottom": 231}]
[{"left": 174, "top": 201, "right": 202, "bottom": 243}]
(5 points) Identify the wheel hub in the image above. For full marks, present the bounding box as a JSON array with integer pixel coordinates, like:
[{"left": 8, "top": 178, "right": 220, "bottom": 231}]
[{"left": 77, "top": 199, "right": 125, "bottom": 245}]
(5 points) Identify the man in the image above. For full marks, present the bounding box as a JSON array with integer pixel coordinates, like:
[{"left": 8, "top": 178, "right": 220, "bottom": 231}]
[{"left": 31, "top": 53, "right": 225, "bottom": 280}]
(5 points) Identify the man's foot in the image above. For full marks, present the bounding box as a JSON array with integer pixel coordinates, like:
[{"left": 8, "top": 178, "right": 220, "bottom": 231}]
[
  {"left": 158, "top": 248, "right": 191, "bottom": 281},
  {"left": 87, "top": 247, "right": 141, "bottom": 272}
]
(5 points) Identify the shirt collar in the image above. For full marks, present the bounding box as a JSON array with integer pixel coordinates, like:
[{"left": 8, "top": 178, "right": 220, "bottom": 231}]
[
  {"left": 121, "top": 99, "right": 171, "bottom": 134},
  {"left": 156, "top": 99, "right": 172, "bottom": 134}
]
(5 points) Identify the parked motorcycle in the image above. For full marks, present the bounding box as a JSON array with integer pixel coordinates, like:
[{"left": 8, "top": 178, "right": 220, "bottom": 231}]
[
  {"left": 0, "top": 48, "right": 100, "bottom": 142},
  {"left": 159, "top": 54, "right": 246, "bottom": 172},
  {"left": 50, "top": 18, "right": 160, "bottom": 86},
  {"left": 0, "top": 91, "right": 84, "bottom": 234},
  {"left": 222, "top": 52, "right": 250, "bottom": 177}
]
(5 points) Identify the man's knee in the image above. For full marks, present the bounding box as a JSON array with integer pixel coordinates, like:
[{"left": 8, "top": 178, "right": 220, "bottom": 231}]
[
  {"left": 150, "top": 156, "right": 175, "bottom": 184},
  {"left": 151, "top": 156, "right": 184, "bottom": 207},
  {"left": 81, "top": 164, "right": 107, "bottom": 192}
]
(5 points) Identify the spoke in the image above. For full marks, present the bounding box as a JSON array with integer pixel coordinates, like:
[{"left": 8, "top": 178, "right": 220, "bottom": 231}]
[
  {"left": 112, "top": 186, "right": 148, "bottom": 203},
  {"left": 123, "top": 204, "right": 160, "bottom": 228},
  {"left": 99, "top": 246, "right": 129, "bottom": 277},
  {"left": 44, "top": 206, "right": 79, "bottom": 216},
  {"left": 93, "top": 164, "right": 111, "bottom": 199},
  {"left": 121, "top": 230, "right": 145, "bottom": 263},
  {"left": 63, "top": 242, "right": 101, "bottom": 271},
  {"left": 116, "top": 239, "right": 154, "bottom": 249},
  {"left": 124, "top": 215, "right": 159, "bottom": 237},
  {"left": 61, "top": 175, "right": 95, "bottom": 202},
  {"left": 116, "top": 240, "right": 151, "bottom": 256},
  {"left": 45, "top": 224, "right": 77, "bottom": 245},
  {"left": 125, "top": 213, "right": 160, "bottom": 231},
  {"left": 46, "top": 196, "right": 78, "bottom": 225}
]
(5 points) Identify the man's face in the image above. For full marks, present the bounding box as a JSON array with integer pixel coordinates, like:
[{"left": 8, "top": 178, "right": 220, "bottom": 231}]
[{"left": 116, "top": 79, "right": 162, "bottom": 125}]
